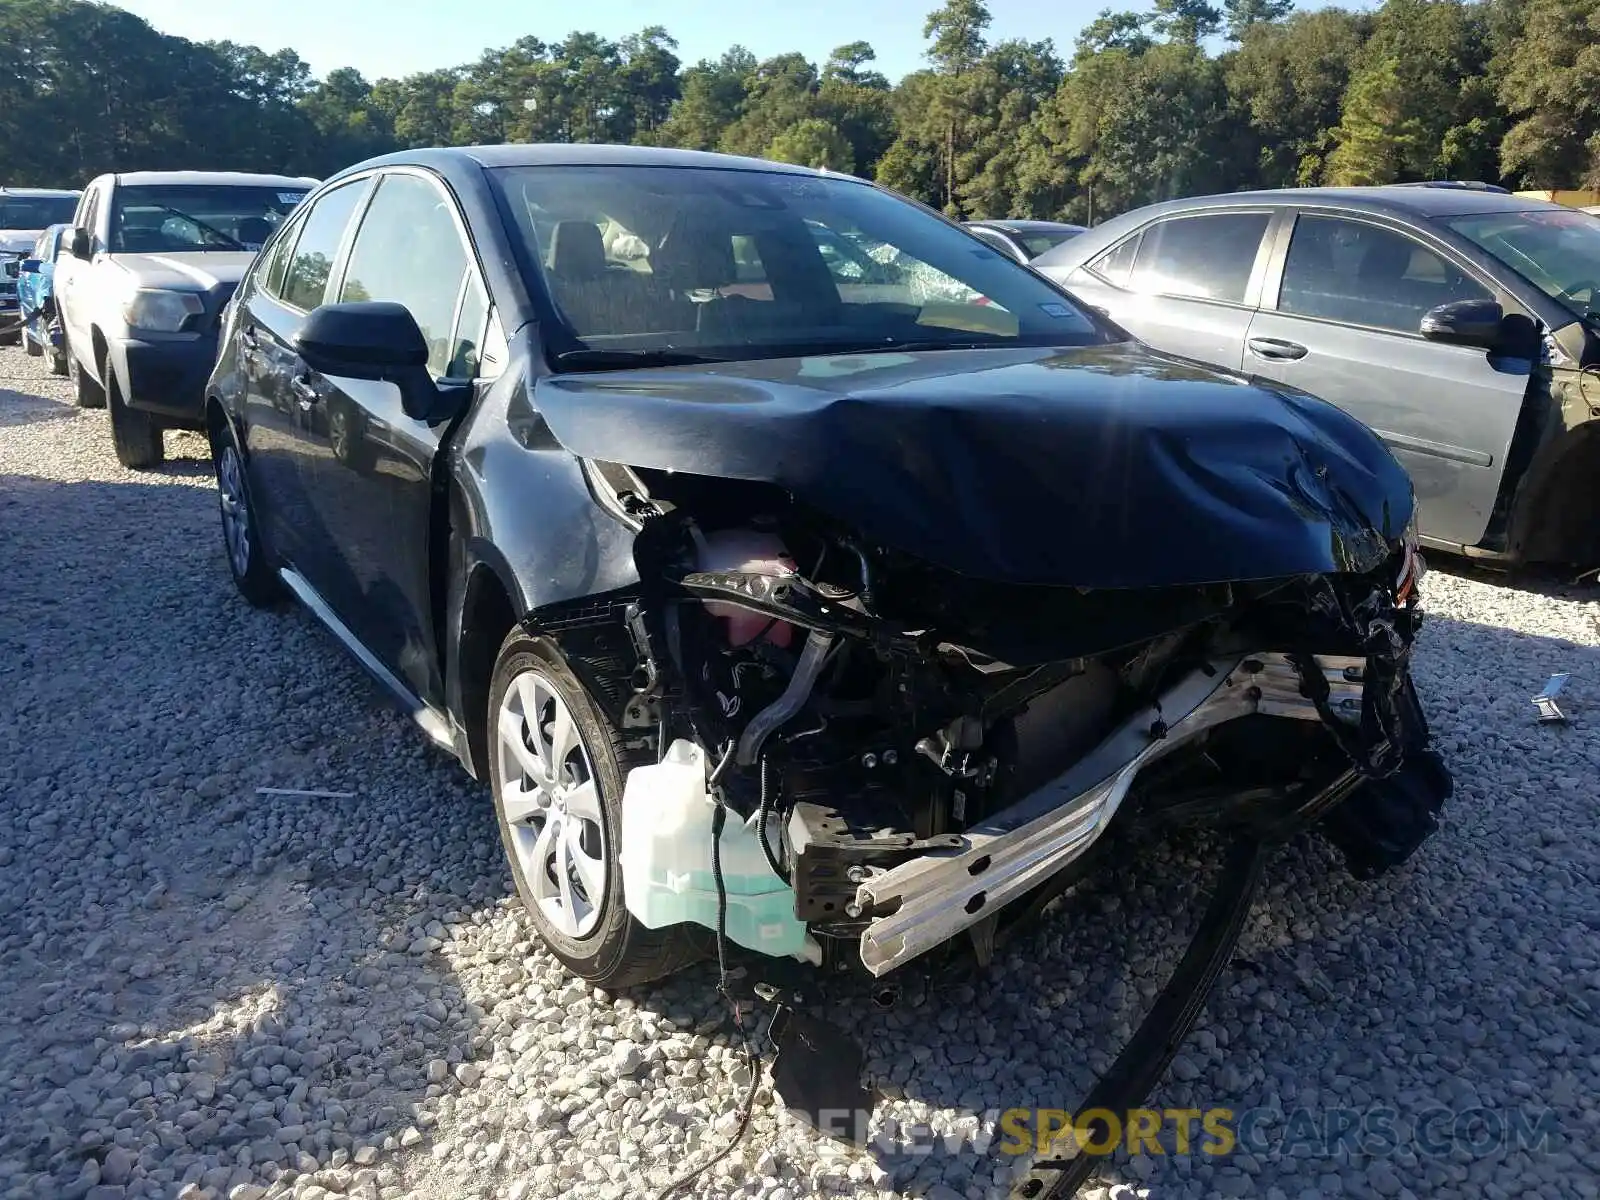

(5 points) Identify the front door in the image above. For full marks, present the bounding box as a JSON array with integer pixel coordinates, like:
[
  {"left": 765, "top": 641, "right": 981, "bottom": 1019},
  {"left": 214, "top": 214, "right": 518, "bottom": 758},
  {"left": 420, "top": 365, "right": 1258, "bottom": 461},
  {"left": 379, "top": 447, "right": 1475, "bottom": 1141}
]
[
  {"left": 292, "top": 169, "right": 495, "bottom": 710},
  {"left": 1244, "top": 213, "right": 1534, "bottom": 549}
]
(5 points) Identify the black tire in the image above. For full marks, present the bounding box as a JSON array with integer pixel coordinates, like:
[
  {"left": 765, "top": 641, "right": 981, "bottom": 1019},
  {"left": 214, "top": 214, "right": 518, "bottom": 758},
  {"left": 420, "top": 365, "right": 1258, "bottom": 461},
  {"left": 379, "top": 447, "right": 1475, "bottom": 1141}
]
[
  {"left": 107, "top": 365, "right": 164, "bottom": 469},
  {"left": 488, "top": 631, "right": 703, "bottom": 988},
  {"left": 210, "top": 424, "right": 282, "bottom": 608},
  {"left": 67, "top": 337, "right": 105, "bottom": 408},
  {"left": 48, "top": 316, "right": 68, "bottom": 376},
  {"left": 23, "top": 331, "right": 41, "bottom": 357}
]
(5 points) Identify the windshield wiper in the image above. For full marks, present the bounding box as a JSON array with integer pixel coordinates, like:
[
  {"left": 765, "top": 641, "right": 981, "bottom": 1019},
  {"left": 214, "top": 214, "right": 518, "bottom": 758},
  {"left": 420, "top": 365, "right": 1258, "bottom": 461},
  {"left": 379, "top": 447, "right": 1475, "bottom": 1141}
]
[{"left": 553, "top": 348, "right": 728, "bottom": 369}]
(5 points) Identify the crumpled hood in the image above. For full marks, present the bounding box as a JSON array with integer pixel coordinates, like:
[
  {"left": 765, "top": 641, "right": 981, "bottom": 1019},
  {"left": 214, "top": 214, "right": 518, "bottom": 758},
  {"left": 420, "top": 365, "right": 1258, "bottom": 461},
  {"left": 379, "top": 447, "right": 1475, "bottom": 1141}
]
[
  {"left": 111, "top": 251, "right": 257, "bottom": 292},
  {"left": 534, "top": 343, "right": 1415, "bottom": 589}
]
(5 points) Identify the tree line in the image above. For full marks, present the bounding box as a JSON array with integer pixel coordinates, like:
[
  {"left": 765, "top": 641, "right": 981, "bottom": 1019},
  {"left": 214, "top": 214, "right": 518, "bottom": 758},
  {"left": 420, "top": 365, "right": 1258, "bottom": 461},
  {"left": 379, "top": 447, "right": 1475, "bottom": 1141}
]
[{"left": 2, "top": 0, "right": 1597, "bottom": 225}]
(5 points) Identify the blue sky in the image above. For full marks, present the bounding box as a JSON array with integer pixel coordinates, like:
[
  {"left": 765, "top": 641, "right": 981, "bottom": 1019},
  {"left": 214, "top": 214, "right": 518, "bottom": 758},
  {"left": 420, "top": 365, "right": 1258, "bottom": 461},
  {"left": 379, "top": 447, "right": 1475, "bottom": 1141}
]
[{"left": 114, "top": 0, "right": 1109, "bottom": 83}]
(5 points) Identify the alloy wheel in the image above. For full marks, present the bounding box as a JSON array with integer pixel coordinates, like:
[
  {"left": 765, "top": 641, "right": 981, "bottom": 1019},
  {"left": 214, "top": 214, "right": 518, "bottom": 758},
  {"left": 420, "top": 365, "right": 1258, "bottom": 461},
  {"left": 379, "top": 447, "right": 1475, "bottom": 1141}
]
[
  {"left": 216, "top": 444, "right": 252, "bottom": 580},
  {"left": 495, "top": 669, "right": 608, "bottom": 938}
]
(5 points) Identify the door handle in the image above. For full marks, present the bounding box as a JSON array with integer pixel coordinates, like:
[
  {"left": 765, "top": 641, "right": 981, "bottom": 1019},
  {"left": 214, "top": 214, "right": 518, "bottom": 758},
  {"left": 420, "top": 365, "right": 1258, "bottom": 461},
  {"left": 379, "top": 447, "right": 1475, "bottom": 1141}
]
[
  {"left": 290, "top": 375, "right": 319, "bottom": 408},
  {"left": 1247, "top": 336, "right": 1308, "bottom": 361}
]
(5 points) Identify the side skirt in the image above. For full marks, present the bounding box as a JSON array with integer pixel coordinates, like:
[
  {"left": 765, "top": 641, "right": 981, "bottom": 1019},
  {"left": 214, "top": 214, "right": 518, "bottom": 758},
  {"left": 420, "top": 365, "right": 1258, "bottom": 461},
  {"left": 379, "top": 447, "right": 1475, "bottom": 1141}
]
[{"left": 278, "top": 566, "right": 457, "bottom": 753}]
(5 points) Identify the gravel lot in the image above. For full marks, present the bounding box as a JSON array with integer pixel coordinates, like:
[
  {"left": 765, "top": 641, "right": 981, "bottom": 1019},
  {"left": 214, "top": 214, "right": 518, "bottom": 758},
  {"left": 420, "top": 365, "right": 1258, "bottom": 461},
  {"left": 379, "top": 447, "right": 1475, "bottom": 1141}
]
[{"left": 2, "top": 346, "right": 1597, "bottom": 1200}]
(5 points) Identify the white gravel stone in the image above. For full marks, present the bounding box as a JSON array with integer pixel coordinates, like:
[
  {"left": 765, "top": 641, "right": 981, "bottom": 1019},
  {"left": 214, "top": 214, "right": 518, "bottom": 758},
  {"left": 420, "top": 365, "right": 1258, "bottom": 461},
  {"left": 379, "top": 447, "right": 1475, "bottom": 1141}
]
[{"left": 2, "top": 347, "right": 1598, "bottom": 1200}]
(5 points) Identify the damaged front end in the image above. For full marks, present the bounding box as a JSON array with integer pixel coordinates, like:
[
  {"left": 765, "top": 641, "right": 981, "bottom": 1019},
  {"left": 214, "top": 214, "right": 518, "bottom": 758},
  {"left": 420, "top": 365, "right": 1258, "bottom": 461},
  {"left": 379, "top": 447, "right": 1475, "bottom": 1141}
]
[{"left": 557, "top": 463, "right": 1449, "bottom": 980}]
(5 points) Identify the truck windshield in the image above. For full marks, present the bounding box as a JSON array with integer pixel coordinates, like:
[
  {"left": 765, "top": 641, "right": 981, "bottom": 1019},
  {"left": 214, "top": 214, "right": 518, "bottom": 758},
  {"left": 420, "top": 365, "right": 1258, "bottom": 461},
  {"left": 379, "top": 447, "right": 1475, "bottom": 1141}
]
[
  {"left": 0, "top": 196, "right": 78, "bottom": 229},
  {"left": 492, "top": 164, "right": 1107, "bottom": 365},
  {"left": 1442, "top": 208, "right": 1600, "bottom": 322},
  {"left": 110, "top": 185, "right": 310, "bottom": 253}
]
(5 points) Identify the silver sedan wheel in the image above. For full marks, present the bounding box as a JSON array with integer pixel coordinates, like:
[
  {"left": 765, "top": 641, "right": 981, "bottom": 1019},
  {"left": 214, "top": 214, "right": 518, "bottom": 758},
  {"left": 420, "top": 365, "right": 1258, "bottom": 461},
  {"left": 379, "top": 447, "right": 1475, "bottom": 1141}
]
[
  {"left": 217, "top": 445, "right": 251, "bottom": 579},
  {"left": 496, "top": 669, "right": 608, "bottom": 939}
]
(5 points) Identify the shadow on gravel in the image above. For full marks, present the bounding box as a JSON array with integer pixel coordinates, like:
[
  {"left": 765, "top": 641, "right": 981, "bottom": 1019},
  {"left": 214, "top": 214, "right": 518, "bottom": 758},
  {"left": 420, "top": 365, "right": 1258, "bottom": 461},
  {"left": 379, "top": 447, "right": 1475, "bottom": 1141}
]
[
  {"left": 0, "top": 386, "right": 75, "bottom": 429},
  {"left": 3, "top": 467, "right": 1595, "bottom": 1200}
]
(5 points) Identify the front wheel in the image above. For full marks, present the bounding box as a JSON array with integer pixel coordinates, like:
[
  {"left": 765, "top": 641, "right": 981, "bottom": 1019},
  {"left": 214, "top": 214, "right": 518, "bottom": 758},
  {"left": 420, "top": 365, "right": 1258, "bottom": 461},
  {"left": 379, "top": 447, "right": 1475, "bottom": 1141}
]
[
  {"left": 22, "top": 328, "right": 41, "bottom": 357},
  {"left": 488, "top": 631, "right": 702, "bottom": 988},
  {"left": 107, "top": 366, "right": 164, "bottom": 469}
]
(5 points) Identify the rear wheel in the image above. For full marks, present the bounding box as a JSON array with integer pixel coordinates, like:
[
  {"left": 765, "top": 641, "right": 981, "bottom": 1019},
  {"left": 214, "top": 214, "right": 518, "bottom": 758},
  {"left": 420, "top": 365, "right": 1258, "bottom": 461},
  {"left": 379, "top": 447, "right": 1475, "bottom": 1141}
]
[
  {"left": 47, "top": 315, "right": 68, "bottom": 376},
  {"left": 107, "top": 366, "right": 164, "bottom": 469},
  {"left": 22, "top": 329, "right": 41, "bottom": 357},
  {"left": 488, "top": 631, "right": 702, "bottom": 988},
  {"left": 212, "top": 428, "right": 281, "bottom": 607}
]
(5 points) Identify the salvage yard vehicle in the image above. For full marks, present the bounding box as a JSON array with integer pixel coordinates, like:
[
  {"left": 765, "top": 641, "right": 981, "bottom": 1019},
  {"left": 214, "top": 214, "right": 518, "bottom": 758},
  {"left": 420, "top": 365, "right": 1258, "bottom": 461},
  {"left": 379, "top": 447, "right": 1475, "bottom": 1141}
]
[
  {"left": 0, "top": 187, "right": 80, "bottom": 346},
  {"left": 1031, "top": 184, "right": 1600, "bottom": 570},
  {"left": 206, "top": 144, "right": 1449, "bottom": 1015},
  {"left": 964, "top": 217, "right": 1088, "bottom": 263},
  {"left": 53, "top": 171, "right": 316, "bottom": 468},
  {"left": 12, "top": 223, "right": 73, "bottom": 374}
]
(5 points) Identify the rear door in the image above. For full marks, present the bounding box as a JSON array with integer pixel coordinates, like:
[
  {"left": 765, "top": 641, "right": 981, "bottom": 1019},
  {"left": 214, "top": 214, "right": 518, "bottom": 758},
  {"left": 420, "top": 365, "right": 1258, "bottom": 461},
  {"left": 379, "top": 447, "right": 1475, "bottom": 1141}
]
[
  {"left": 1243, "top": 211, "right": 1534, "bottom": 549},
  {"left": 235, "top": 176, "right": 373, "bottom": 566},
  {"left": 293, "top": 168, "right": 504, "bottom": 708},
  {"left": 1061, "top": 209, "right": 1278, "bottom": 370}
]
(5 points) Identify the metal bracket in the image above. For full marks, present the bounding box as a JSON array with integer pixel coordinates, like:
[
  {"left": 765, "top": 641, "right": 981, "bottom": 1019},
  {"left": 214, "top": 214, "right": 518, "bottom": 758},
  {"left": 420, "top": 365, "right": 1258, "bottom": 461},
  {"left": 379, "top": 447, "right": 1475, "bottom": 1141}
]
[{"left": 1533, "top": 673, "right": 1571, "bottom": 723}]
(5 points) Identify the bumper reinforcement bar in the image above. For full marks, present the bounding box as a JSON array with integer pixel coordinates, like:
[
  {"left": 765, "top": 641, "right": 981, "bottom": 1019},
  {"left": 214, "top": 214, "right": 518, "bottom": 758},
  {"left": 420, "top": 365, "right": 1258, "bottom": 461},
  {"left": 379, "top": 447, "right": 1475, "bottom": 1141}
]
[{"left": 855, "top": 652, "right": 1365, "bottom": 977}]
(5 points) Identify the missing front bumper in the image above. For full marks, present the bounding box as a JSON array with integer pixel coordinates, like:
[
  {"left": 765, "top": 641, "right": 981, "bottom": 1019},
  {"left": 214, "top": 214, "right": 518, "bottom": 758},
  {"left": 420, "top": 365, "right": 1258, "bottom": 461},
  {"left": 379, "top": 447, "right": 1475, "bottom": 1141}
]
[{"left": 854, "top": 652, "right": 1368, "bottom": 977}]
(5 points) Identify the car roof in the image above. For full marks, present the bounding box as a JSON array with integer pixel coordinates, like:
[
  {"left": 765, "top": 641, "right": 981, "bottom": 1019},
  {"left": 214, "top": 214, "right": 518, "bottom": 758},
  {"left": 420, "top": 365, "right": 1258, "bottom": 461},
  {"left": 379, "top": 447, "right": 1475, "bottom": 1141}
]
[
  {"left": 110, "top": 171, "right": 319, "bottom": 188},
  {"left": 338, "top": 143, "right": 840, "bottom": 180},
  {"left": 967, "top": 219, "right": 1087, "bottom": 234},
  {"left": 1030, "top": 184, "right": 1574, "bottom": 273},
  {"left": 0, "top": 187, "right": 81, "bottom": 198}
]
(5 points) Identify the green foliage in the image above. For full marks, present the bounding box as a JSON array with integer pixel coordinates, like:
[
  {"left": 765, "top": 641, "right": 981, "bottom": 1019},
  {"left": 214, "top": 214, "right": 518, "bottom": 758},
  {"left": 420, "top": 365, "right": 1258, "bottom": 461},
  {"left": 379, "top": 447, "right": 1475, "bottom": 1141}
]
[{"left": 6, "top": 0, "right": 1600, "bottom": 221}]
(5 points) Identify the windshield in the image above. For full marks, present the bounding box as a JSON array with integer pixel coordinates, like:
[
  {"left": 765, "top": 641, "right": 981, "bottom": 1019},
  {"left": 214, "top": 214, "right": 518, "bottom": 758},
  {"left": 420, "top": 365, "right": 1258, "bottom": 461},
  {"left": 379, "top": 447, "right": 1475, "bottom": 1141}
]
[
  {"left": 0, "top": 195, "right": 78, "bottom": 231},
  {"left": 492, "top": 165, "right": 1105, "bottom": 364},
  {"left": 1441, "top": 208, "right": 1600, "bottom": 322},
  {"left": 109, "top": 184, "right": 310, "bottom": 253}
]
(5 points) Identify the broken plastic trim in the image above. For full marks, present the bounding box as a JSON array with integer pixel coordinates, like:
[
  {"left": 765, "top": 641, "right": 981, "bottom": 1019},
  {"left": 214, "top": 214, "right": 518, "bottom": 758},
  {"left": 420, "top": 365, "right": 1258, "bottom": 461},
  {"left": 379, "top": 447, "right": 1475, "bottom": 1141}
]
[{"left": 854, "top": 653, "right": 1367, "bottom": 977}]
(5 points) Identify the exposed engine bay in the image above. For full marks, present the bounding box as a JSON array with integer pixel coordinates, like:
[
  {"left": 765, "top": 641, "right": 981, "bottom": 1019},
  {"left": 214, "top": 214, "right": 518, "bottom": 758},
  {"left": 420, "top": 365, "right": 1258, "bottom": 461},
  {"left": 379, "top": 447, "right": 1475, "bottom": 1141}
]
[{"left": 564, "top": 460, "right": 1449, "bottom": 979}]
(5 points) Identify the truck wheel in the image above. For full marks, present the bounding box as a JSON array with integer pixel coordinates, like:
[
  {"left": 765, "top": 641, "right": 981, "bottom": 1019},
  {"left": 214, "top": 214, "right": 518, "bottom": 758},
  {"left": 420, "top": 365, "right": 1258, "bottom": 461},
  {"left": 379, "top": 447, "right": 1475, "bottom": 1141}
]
[
  {"left": 488, "top": 631, "right": 703, "bottom": 989},
  {"left": 212, "top": 429, "right": 281, "bottom": 607},
  {"left": 107, "top": 367, "right": 164, "bottom": 469},
  {"left": 23, "top": 330, "right": 41, "bottom": 357},
  {"left": 67, "top": 338, "right": 105, "bottom": 408}
]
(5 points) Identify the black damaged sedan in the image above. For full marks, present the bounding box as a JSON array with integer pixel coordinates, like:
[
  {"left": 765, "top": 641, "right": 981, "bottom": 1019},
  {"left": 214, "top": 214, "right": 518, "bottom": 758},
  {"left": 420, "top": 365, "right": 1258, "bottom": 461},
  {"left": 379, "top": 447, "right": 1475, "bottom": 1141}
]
[{"left": 205, "top": 145, "right": 1450, "bottom": 1003}]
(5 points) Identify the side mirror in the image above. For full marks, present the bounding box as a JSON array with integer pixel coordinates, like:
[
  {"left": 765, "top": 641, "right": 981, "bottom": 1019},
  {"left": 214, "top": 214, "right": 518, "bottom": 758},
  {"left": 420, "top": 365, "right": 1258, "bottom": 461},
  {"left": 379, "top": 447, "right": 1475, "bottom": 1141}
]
[
  {"left": 1420, "top": 298, "right": 1504, "bottom": 350},
  {"left": 67, "top": 227, "right": 92, "bottom": 259},
  {"left": 292, "top": 301, "right": 465, "bottom": 423},
  {"left": 18, "top": 258, "right": 41, "bottom": 275}
]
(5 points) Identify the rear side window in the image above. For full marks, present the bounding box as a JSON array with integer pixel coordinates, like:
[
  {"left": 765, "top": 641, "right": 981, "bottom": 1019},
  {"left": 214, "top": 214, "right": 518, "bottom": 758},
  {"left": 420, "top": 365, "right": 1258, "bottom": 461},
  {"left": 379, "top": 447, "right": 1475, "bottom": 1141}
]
[
  {"left": 1090, "top": 235, "right": 1140, "bottom": 287},
  {"left": 281, "top": 181, "right": 369, "bottom": 311},
  {"left": 1278, "top": 215, "right": 1491, "bottom": 334},
  {"left": 1128, "top": 213, "right": 1270, "bottom": 304},
  {"left": 259, "top": 215, "right": 302, "bottom": 299}
]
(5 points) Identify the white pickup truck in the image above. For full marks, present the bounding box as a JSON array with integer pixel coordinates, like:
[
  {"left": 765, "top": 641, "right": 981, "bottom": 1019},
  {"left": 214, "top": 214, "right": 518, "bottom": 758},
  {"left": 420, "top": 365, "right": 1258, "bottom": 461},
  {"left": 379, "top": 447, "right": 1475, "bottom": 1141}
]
[{"left": 54, "top": 170, "right": 316, "bottom": 467}]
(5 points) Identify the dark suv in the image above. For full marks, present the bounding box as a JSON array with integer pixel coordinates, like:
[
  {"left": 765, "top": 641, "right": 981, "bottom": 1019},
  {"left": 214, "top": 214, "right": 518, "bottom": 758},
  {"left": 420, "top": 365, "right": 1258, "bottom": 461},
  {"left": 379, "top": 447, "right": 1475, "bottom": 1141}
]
[
  {"left": 205, "top": 145, "right": 1447, "bottom": 995},
  {"left": 1032, "top": 184, "right": 1600, "bottom": 569}
]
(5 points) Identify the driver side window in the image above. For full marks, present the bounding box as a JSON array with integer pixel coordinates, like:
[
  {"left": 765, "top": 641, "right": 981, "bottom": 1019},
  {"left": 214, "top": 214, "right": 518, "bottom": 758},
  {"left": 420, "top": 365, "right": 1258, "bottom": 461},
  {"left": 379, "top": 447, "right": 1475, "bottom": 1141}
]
[
  {"left": 1277, "top": 215, "right": 1492, "bottom": 335},
  {"left": 338, "top": 172, "right": 475, "bottom": 379}
]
